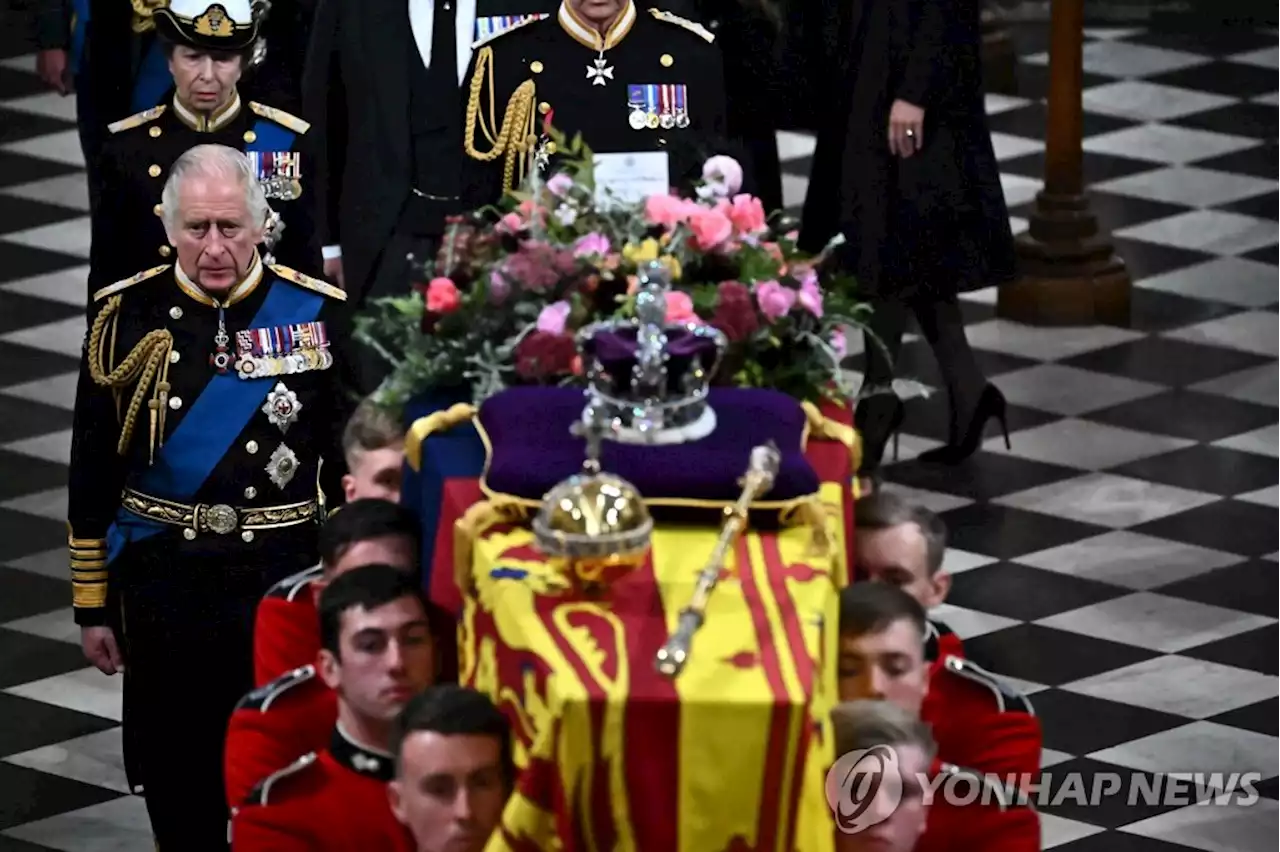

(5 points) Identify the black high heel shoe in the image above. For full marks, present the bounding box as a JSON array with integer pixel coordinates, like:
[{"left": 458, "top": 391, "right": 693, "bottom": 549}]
[
  {"left": 917, "top": 385, "right": 1010, "bottom": 466},
  {"left": 855, "top": 396, "right": 906, "bottom": 484}
]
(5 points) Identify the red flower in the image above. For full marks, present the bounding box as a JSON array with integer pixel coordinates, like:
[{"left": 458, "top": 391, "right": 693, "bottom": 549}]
[
  {"left": 514, "top": 331, "right": 577, "bottom": 380},
  {"left": 711, "top": 280, "right": 759, "bottom": 342}
]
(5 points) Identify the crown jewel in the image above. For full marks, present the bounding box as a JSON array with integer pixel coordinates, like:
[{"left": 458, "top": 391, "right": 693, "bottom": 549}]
[{"left": 575, "top": 261, "right": 727, "bottom": 445}]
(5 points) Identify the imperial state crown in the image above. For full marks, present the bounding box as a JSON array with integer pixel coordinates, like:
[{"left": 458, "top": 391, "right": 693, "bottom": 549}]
[{"left": 576, "top": 261, "right": 727, "bottom": 445}]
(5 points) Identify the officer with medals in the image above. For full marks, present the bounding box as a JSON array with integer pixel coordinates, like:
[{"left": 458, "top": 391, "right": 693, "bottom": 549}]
[
  {"left": 68, "top": 144, "right": 349, "bottom": 848},
  {"left": 460, "top": 0, "right": 729, "bottom": 205},
  {"left": 88, "top": 0, "right": 318, "bottom": 309}
]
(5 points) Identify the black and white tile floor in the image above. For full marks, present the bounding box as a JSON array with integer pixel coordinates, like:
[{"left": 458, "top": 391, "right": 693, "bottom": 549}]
[{"left": 0, "top": 20, "right": 1275, "bottom": 852}]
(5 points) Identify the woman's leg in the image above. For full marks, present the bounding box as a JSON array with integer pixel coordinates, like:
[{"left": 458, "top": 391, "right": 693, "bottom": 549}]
[
  {"left": 912, "top": 297, "right": 987, "bottom": 444},
  {"left": 855, "top": 298, "right": 909, "bottom": 473}
]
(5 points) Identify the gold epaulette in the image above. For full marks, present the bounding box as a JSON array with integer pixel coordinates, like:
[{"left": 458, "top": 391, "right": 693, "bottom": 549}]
[
  {"left": 248, "top": 101, "right": 312, "bottom": 134},
  {"left": 108, "top": 104, "right": 167, "bottom": 134},
  {"left": 269, "top": 264, "right": 347, "bottom": 301},
  {"left": 93, "top": 264, "right": 172, "bottom": 303},
  {"left": 648, "top": 8, "right": 715, "bottom": 43},
  {"left": 471, "top": 13, "right": 544, "bottom": 48}
]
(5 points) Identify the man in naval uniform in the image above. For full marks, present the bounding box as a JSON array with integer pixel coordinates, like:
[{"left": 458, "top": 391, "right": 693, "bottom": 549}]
[
  {"left": 460, "top": 0, "right": 729, "bottom": 207},
  {"left": 88, "top": 0, "right": 318, "bottom": 309},
  {"left": 302, "top": 0, "right": 556, "bottom": 391},
  {"left": 231, "top": 565, "right": 436, "bottom": 850},
  {"left": 69, "top": 144, "right": 349, "bottom": 848}
]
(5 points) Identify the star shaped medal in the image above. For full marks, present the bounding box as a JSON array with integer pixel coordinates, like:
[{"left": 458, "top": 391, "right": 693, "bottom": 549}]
[{"left": 586, "top": 56, "right": 614, "bottom": 86}]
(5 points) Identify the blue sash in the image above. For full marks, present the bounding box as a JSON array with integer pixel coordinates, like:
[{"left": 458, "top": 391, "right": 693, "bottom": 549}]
[
  {"left": 131, "top": 40, "right": 172, "bottom": 112},
  {"left": 244, "top": 118, "right": 298, "bottom": 154},
  {"left": 70, "top": 0, "right": 89, "bottom": 76},
  {"left": 106, "top": 278, "right": 325, "bottom": 562}
]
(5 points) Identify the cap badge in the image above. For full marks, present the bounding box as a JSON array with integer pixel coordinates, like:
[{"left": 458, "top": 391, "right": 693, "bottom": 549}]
[{"left": 194, "top": 5, "right": 234, "bottom": 37}]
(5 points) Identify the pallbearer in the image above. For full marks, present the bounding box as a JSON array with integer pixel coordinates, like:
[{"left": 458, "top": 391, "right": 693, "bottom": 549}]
[
  {"left": 68, "top": 145, "right": 349, "bottom": 849},
  {"left": 88, "top": 0, "right": 319, "bottom": 309},
  {"left": 460, "top": 0, "right": 730, "bottom": 205}
]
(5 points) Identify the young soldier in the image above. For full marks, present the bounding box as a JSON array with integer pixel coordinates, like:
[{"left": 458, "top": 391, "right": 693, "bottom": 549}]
[
  {"left": 829, "top": 700, "right": 935, "bottom": 852},
  {"left": 836, "top": 584, "right": 1040, "bottom": 851},
  {"left": 228, "top": 501, "right": 426, "bottom": 807},
  {"left": 389, "top": 685, "right": 515, "bottom": 852},
  {"left": 854, "top": 492, "right": 963, "bottom": 663},
  {"left": 342, "top": 399, "right": 408, "bottom": 504},
  {"left": 232, "top": 566, "right": 436, "bottom": 849}
]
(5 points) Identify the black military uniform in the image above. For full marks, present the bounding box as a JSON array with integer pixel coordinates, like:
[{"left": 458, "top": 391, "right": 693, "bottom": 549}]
[
  {"left": 461, "top": 0, "right": 729, "bottom": 206},
  {"left": 68, "top": 256, "right": 349, "bottom": 848},
  {"left": 87, "top": 0, "right": 319, "bottom": 307}
]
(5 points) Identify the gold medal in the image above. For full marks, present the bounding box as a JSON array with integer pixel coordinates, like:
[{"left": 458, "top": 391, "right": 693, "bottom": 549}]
[{"left": 645, "top": 113, "right": 660, "bottom": 130}]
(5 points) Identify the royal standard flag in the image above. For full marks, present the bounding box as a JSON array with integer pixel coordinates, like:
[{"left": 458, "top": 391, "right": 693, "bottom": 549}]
[{"left": 460, "top": 484, "right": 846, "bottom": 852}]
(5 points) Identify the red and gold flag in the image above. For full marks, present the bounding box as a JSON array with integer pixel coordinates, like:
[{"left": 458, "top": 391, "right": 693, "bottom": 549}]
[{"left": 462, "top": 484, "right": 845, "bottom": 852}]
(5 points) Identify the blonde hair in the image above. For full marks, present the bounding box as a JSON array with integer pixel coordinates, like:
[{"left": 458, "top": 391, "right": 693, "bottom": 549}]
[
  {"left": 343, "top": 399, "right": 405, "bottom": 466},
  {"left": 831, "top": 700, "right": 936, "bottom": 759}
]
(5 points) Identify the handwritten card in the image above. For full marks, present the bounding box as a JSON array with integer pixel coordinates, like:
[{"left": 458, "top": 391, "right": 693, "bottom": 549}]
[{"left": 593, "top": 151, "right": 671, "bottom": 208}]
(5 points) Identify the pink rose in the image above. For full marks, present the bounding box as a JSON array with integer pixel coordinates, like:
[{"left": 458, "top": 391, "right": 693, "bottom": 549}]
[
  {"left": 701, "top": 155, "right": 744, "bottom": 198},
  {"left": 498, "top": 212, "right": 525, "bottom": 234},
  {"left": 687, "top": 207, "right": 733, "bottom": 251},
  {"left": 797, "top": 277, "right": 823, "bottom": 318},
  {"left": 722, "top": 194, "right": 767, "bottom": 236},
  {"left": 546, "top": 173, "right": 574, "bottom": 198},
  {"left": 536, "top": 300, "right": 572, "bottom": 335},
  {"left": 573, "top": 232, "right": 611, "bottom": 258},
  {"left": 754, "top": 280, "right": 795, "bottom": 320},
  {"left": 425, "top": 277, "right": 461, "bottom": 314},
  {"left": 665, "top": 291, "right": 697, "bottom": 324},
  {"left": 644, "top": 193, "right": 695, "bottom": 228},
  {"left": 830, "top": 328, "right": 848, "bottom": 360},
  {"left": 487, "top": 270, "right": 511, "bottom": 305}
]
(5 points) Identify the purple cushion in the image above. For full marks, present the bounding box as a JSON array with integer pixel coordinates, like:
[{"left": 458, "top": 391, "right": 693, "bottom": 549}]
[
  {"left": 582, "top": 326, "right": 723, "bottom": 397},
  {"left": 479, "top": 387, "right": 820, "bottom": 506}
]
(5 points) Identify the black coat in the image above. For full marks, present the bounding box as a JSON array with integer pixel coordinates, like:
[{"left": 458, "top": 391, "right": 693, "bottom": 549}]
[
  {"left": 798, "top": 0, "right": 1015, "bottom": 298},
  {"left": 303, "top": 0, "right": 559, "bottom": 302}
]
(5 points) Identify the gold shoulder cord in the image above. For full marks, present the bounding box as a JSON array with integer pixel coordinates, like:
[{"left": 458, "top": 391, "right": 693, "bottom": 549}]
[
  {"left": 464, "top": 46, "right": 538, "bottom": 194},
  {"left": 87, "top": 296, "right": 174, "bottom": 462}
]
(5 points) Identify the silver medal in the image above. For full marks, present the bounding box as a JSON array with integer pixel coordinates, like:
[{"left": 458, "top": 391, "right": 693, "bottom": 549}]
[
  {"left": 266, "top": 443, "right": 300, "bottom": 490},
  {"left": 262, "top": 382, "right": 302, "bottom": 433}
]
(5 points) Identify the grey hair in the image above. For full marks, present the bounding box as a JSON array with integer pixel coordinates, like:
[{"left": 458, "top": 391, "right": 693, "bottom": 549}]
[
  {"left": 831, "top": 700, "right": 936, "bottom": 760},
  {"left": 854, "top": 491, "right": 948, "bottom": 576},
  {"left": 160, "top": 144, "right": 270, "bottom": 236}
]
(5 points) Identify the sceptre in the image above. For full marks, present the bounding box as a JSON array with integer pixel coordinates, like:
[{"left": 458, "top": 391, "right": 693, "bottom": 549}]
[{"left": 654, "top": 443, "right": 781, "bottom": 678}]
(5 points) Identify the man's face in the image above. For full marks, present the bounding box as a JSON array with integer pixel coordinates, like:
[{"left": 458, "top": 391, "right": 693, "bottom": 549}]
[
  {"left": 834, "top": 744, "right": 931, "bottom": 852},
  {"left": 389, "top": 731, "right": 507, "bottom": 852},
  {"left": 343, "top": 443, "right": 406, "bottom": 504},
  {"left": 169, "top": 45, "right": 243, "bottom": 112},
  {"left": 168, "top": 176, "right": 263, "bottom": 294},
  {"left": 318, "top": 596, "right": 436, "bottom": 723},
  {"left": 856, "top": 524, "right": 950, "bottom": 610},
  {"left": 569, "top": 0, "right": 625, "bottom": 26},
  {"left": 315, "top": 535, "right": 418, "bottom": 603},
  {"left": 837, "top": 619, "right": 928, "bottom": 716}
]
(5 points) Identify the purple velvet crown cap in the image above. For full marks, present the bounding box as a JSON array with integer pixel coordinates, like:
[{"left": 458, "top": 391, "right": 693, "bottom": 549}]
[{"left": 582, "top": 326, "right": 723, "bottom": 394}]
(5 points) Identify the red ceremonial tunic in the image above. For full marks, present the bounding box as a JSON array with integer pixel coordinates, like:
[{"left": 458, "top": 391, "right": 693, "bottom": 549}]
[
  {"left": 231, "top": 728, "right": 414, "bottom": 851},
  {"left": 224, "top": 664, "right": 337, "bottom": 808},
  {"left": 922, "top": 654, "right": 1042, "bottom": 781},
  {"left": 917, "top": 757, "right": 1040, "bottom": 852},
  {"left": 253, "top": 564, "right": 323, "bottom": 686}
]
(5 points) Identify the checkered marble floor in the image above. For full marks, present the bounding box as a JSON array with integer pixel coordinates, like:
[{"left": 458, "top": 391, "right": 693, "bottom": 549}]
[{"left": 0, "top": 19, "right": 1274, "bottom": 852}]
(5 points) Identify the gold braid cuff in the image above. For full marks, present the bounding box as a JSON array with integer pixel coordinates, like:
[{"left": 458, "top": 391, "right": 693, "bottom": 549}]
[
  {"left": 464, "top": 46, "right": 538, "bottom": 195},
  {"left": 405, "top": 404, "right": 478, "bottom": 472},
  {"left": 88, "top": 296, "right": 174, "bottom": 459},
  {"left": 68, "top": 532, "right": 110, "bottom": 608}
]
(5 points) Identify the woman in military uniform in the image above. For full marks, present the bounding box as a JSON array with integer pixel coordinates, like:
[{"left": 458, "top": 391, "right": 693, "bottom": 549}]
[
  {"left": 460, "top": 0, "right": 730, "bottom": 206},
  {"left": 87, "top": 0, "right": 319, "bottom": 308}
]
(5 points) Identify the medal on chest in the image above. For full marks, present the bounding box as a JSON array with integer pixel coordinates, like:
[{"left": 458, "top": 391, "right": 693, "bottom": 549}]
[
  {"left": 210, "top": 307, "right": 233, "bottom": 374},
  {"left": 587, "top": 54, "right": 614, "bottom": 87},
  {"left": 233, "top": 321, "right": 332, "bottom": 380}
]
